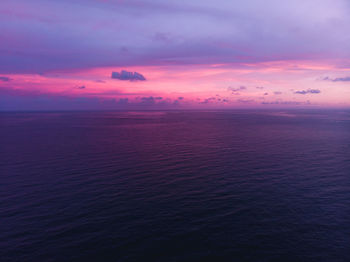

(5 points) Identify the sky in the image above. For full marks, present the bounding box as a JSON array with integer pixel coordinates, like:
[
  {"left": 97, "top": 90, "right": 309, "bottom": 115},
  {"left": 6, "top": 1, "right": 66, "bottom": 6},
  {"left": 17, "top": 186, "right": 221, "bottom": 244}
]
[{"left": 1, "top": 0, "right": 350, "bottom": 110}]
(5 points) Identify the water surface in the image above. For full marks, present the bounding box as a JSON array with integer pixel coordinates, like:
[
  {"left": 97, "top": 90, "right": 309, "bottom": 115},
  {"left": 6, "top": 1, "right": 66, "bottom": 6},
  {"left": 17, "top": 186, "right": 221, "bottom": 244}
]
[{"left": 1, "top": 110, "right": 349, "bottom": 261}]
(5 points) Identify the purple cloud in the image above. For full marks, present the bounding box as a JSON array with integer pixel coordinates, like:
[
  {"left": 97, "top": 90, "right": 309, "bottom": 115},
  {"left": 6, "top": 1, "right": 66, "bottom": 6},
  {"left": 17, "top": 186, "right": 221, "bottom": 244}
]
[
  {"left": 111, "top": 70, "right": 146, "bottom": 81},
  {"left": 228, "top": 86, "right": 247, "bottom": 95},
  {"left": 0, "top": 76, "right": 11, "bottom": 82},
  {"left": 0, "top": 87, "right": 181, "bottom": 111},
  {"left": 2, "top": 0, "right": 349, "bottom": 74},
  {"left": 261, "top": 100, "right": 310, "bottom": 105},
  {"left": 200, "top": 97, "right": 217, "bottom": 104},
  {"left": 294, "top": 89, "right": 321, "bottom": 95},
  {"left": 237, "top": 99, "right": 254, "bottom": 103},
  {"left": 323, "top": 76, "right": 350, "bottom": 82}
]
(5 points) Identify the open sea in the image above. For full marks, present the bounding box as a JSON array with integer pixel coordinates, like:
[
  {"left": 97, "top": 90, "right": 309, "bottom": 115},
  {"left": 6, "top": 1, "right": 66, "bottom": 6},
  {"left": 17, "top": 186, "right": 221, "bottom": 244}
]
[{"left": 1, "top": 110, "right": 349, "bottom": 261}]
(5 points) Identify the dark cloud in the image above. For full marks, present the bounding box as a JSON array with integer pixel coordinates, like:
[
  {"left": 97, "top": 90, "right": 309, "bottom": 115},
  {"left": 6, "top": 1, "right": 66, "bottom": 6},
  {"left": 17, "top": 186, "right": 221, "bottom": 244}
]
[
  {"left": 111, "top": 70, "right": 146, "bottom": 81},
  {"left": 262, "top": 101, "right": 279, "bottom": 105},
  {"left": 237, "top": 99, "right": 254, "bottom": 103},
  {"left": 141, "top": 96, "right": 156, "bottom": 104},
  {"left": 0, "top": 87, "right": 183, "bottom": 110},
  {"left": 228, "top": 86, "right": 246, "bottom": 95},
  {"left": 294, "top": 89, "right": 321, "bottom": 95},
  {"left": 256, "top": 86, "right": 264, "bottom": 89},
  {"left": 0, "top": 88, "right": 131, "bottom": 110},
  {"left": 153, "top": 32, "right": 171, "bottom": 43},
  {"left": 139, "top": 96, "right": 168, "bottom": 105},
  {"left": 76, "top": 85, "right": 86, "bottom": 89},
  {"left": 120, "top": 46, "right": 129, "bottom": 53},
  {"left": 136, "top": 96, "right": 183, "bottom": 108},
  {"left": 200, "top": 97, "right": 217, "bottom": 104},
  {"left": 199, "top": 96, "right": 232, "bottom": 104},
  {"left": 0, "top": 76, "right": 12, "bottom": 82},
  {"left": 264, "top": 92, "right": 269, "bottom": 95},
  {"left": 273, "top": 91, "right": 282, "bottom": 95},
  {"left": 228, "top": 86, "right": 246, "bottom": 92},
  {"left": 323, "top": 76, "right": 350, "bottom": 82},
  {"left": 117, "top": 98, "right": 129, "bottom": 105},
  {"left": 178, "top": 96, "right": 184, "bottom": 100},
  {"left": 172, "top": 99, "right": 180, "bottom": 106},
  {"left": 261, "top": 100, "right": 308, "bottom": 105}
]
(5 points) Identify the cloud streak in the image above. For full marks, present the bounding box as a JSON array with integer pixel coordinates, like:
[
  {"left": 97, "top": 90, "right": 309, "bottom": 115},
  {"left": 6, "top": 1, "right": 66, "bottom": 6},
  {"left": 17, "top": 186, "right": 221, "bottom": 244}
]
[
  {"left": 294, "top": 89, "right": 321, "bottom": 95},
  {"left": 323, "top": 76, "right": 350, "bottom": 82}
]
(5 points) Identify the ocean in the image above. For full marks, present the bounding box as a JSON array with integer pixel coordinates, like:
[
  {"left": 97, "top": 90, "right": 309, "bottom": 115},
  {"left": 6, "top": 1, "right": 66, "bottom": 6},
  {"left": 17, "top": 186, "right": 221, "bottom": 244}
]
[{"left": 1, "top": 110, "right": 349, "bottom": 261}]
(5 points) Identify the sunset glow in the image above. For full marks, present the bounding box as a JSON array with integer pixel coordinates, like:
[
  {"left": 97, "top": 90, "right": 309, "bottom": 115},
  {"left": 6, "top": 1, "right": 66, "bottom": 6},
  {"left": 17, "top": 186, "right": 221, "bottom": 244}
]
[{"left": 1, "top": 0, "right": 350, "bottom": 110}]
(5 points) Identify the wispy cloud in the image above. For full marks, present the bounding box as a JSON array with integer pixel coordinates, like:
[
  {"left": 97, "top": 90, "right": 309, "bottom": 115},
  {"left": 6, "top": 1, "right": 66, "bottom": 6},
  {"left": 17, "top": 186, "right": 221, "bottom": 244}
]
[
  {"left": 262, "top": 100, "right": 310, "bottom": 105},
  {"left": 228, "top": 86, "right": 246, "bottom": 92},
  {"left": 237, "top": 99, "right": 254, "bottom": 103},
  {"left": 228, "top": 86, "right": 246, "bottom": 95},
  {"left": 323, "top": 76, "right": 350, "bottom": 82},
  {"left": 294, "top": 89, "right": 321, "bottom": 95}
]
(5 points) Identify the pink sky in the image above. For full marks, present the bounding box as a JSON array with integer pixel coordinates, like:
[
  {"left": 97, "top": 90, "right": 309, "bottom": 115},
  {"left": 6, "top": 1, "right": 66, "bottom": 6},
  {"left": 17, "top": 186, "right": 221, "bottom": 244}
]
[{"left": 1, "top": 0, "right": 350, "bottom": 110}]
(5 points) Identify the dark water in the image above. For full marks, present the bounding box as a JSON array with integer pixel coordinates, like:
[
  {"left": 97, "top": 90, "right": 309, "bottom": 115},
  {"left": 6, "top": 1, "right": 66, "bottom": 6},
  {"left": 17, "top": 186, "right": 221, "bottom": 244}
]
[{"left": 1, "top": 110, "right": 350, "bottom": 262}]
